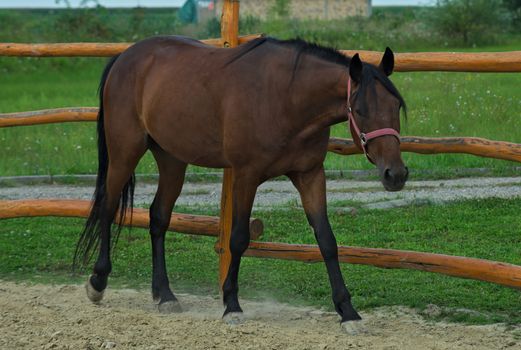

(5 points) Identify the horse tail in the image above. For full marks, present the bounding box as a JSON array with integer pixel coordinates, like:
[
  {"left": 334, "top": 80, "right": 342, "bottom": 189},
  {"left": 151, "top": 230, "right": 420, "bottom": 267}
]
[{"left": 73, "top": 54, "right": 133, "bottom": 271}]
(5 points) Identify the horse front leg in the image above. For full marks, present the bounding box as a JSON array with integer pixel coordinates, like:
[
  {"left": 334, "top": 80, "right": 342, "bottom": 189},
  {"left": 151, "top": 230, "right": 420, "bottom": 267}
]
[
  {"left": 221, "top": 171, "right": 258, "bottom": 324},
  {"left": 288, "top": 166, "right": 364, "bottom": 334}
]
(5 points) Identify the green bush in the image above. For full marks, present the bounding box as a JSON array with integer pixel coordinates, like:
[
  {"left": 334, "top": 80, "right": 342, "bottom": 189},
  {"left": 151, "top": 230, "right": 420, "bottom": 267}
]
[
  {"left": 502, "top": 0, "right": 521, "bottom": 31},
  {"left": 268, "top": 0, "right": 291, "bottom": 19},
  {"left": 429, "top": 0, "right": 508, "bottom": 45},
  {"left": 0, "top": 5, "right": 519, "bottom": 49},
  {"left": 54, "top": 7, "right": 112, "bottom": 40}
]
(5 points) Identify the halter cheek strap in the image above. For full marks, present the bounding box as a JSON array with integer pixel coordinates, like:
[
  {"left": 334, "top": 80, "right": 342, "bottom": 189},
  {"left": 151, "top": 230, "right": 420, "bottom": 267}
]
[{"left": 346, "top": 77, "right": 400, "bottom": 164}]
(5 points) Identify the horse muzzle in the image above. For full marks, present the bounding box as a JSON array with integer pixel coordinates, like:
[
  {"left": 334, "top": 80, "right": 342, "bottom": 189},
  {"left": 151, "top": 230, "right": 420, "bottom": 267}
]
[{"left": 381, "top": 165, "right": 408, "bottom": 192}]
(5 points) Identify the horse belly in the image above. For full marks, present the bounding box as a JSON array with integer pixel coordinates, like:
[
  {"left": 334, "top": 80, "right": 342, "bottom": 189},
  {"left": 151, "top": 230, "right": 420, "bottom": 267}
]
[{"left": 145, "top": 111, "right": 229, "bottom": 168}]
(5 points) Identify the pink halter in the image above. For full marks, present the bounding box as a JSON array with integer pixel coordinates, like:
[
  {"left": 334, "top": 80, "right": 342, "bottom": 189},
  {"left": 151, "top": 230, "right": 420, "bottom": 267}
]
[{"left": 346, "top": 77, "right": 400, "bottom": 164}]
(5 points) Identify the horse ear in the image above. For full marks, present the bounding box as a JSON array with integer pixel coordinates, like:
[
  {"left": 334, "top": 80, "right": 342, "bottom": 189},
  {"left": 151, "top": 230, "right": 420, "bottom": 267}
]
[
  {"left": 379, "top": 47, "right": 394, "bottom": 76},
  {"left": 349, "top": 53, "right": 363, "bottom": 83}
]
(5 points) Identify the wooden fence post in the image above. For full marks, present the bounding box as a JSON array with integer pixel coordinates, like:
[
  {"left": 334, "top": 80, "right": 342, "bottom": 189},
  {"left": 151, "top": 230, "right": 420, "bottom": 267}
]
[{"left": 218, "top": 0, "right": 240, "bottom": 291}]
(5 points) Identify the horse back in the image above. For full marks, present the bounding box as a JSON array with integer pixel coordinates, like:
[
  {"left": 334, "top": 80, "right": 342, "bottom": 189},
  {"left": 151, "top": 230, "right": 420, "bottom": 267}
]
[{"left": 103, "top": 36, "right": 328, "bottom": 173}]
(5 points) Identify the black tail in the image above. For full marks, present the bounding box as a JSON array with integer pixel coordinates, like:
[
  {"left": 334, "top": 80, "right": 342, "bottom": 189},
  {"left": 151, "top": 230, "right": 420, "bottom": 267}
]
[{"left": 73, "top": 54, "right": 135, "bottom": 271}]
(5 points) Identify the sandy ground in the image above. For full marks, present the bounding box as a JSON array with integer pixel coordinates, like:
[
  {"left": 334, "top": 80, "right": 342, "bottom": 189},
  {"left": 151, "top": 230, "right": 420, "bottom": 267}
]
[
  {"left": 1, "top": 178, "right": 520, "bottom": 349},
  {"left": 0, "top": 281, "right": 519, "bottom": 350}
]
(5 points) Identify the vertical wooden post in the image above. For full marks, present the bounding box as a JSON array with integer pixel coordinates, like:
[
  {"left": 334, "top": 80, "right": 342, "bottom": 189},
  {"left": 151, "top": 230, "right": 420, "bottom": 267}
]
[
  {"left": 218, "top": 0, "right": 240, "bottom": 291},
  {"left": 218, "top": 169, "right": 234, "bottom": 290},
  {"left": 220, "top": 0, "right": 240, "bottom": 48}
]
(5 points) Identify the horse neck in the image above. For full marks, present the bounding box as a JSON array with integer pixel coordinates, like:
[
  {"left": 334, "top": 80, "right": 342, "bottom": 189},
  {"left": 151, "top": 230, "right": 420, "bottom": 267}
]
[{"left": 289, "top": 59, "right": 348, "bottom": 128}]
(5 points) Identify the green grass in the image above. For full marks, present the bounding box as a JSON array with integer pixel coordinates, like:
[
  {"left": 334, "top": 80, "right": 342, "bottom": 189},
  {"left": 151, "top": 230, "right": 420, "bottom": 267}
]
[
  {"left": 327, "top": 71, "right": 521, "bottom": 175},
  {"left": 0, "top": 8, "right": 185, "bottom": 43},
  {"left": 0, "top": 6, "right": 519, "bottom": 329},
  {"left": 1, "top": 198, "right": 520, "bottom": 324},
  {"left": 0, "top": 8, "right": 520, "bottom": 178},
  {"left": 1, "top": 58, "right": 520, "bottom": 177}
]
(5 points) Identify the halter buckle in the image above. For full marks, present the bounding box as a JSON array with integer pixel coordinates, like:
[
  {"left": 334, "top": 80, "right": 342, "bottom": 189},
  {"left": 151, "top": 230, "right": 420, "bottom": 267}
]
[{"left": 360, "top": 133, "right": 367, "bottom": 146}]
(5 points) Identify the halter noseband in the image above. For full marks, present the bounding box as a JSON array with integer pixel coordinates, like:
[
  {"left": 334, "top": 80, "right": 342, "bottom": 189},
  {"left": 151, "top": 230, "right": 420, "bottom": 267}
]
[{"left": 346, "top": 77, "right": 400, "bottom": 164}]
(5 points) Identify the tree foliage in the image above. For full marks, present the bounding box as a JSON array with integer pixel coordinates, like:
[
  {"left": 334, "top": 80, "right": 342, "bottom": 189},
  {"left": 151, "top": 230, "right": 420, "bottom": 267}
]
[
  {"left": 269, "top": 0, "right": 291, "bottom": 19},
  {"left": 502, "top": 0, "right": 521, "bottom": 30},
  {"left": 430, "top": 0, "right": 507, "bottom": 45}
]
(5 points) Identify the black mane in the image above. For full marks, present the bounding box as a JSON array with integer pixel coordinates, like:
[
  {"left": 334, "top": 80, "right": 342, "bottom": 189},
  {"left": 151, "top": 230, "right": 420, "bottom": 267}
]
[
  {"left": 272, "top": 37, "right": 352, "bottom": 68},
  {"left": 227, "top": 37, "right": 406, "bottom": 114},
  {"left": 226, "top": 37, "right": 350, "bottom": 70}
]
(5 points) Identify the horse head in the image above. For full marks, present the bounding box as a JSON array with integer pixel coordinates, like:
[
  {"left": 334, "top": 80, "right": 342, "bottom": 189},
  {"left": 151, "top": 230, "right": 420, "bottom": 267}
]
[{"left": 347, "top": 48, "right": 408, "bottom": 191}]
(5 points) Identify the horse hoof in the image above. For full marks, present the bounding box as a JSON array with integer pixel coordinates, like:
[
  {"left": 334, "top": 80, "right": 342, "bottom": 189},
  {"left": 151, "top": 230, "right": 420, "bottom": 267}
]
[
  {"left": 223, "top": 312, "right": 245, "bottom": 325},
  {"left": 341, "top": 320, "right": 367, "bottom": 335},
  {"left": 85, "top": 276, "right": 104, "bottom": 303},
  {"left": 158, "top": 300, "right": 182, "bottom": 314}
]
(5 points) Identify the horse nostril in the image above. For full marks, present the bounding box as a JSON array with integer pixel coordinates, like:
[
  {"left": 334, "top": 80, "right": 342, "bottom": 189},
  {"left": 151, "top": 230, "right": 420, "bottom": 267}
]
[{"left": 384, "top": 168, "right": 392, "bottom": 181}]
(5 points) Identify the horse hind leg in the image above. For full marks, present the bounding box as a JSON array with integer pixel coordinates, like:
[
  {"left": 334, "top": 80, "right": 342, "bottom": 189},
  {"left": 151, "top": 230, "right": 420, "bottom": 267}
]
[
  {"left": 86, "top": 134, "right": 147, "bottom": 303},
  {"left": 149, "top": 143, "right": 187, "bottom": 313}
]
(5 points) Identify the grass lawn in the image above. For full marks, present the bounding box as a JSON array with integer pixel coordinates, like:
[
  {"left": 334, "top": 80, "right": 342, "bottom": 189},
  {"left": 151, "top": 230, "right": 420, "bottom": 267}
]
[
  {"left": 1, "top": 198, "right": 520, "bottom": 324},
  {"left": 0, "top": 7, "right": 520, "bottom": 332},
  {"left": 1, "top": 57, "right": 520, "bottom": 178},
  {"left": 1, "top": 7, "right": 520, "bottom": 178}
]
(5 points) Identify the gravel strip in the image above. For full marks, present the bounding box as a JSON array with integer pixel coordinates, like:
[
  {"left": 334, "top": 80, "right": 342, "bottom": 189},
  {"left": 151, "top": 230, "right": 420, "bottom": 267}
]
[{"left": 1, "top": 177, "right": 520, "bottom": 210}]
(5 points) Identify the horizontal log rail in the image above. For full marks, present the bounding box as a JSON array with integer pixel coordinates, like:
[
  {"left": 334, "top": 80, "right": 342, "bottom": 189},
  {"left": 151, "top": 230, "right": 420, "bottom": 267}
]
[
  {"left": 0, "top": 39, "right": 519, "bottom": 72},
  {"left": 2, "top": 108, "right": 520, "bottom": 164},
  {"left": 329, "top": 136, "right": 521, "bottom": 163},
  {"left": 0, "top": 199, "right": 264, "bottom": 240},
  {"left": 341, "top": 50, "right": 521, "bottom": 72},
  {"left": 0, "top": 107, "right": 97, "bottom": 127},
  {"left": 0, "top": 34, "right": 262, "bottom": 57},
  {"left": 215, "top": 241, "right": 521, "bottom": 289}
]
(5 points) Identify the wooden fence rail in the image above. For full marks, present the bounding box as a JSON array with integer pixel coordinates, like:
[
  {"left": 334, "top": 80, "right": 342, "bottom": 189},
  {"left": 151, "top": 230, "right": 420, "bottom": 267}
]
[
  {"left": 4, "top": 199, "right": 519, "bottom": 289},
  {"left": 2, "top": 108, "right": 520, "bottom": 164},
  {"left": 1, "top": 40, "right": 520, "bottom": 72},
  {"left": 341, "top": 50, "right": 521, "bottom": 72},
  {"left": 237, "top": 241, "right": 521, "bottom": 290},
  {"left": 0, "top": 199, "right": 264, "bottom": 240},
  {"left": 329, "top": 136, "right": 521, "bottom": 163},
  {"left": 1, "top": 0, "right": 520, "bottom": 292},
  {"left": 0, "top": 108, "right": 97, "bottom": 127},
  {"left": 0, "top": 34, "right": 261, "bottom": 57}
]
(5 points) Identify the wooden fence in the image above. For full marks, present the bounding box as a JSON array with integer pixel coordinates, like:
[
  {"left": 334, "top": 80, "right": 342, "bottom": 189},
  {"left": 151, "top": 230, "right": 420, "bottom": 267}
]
[
  {"left": 1, "top": 0, "right": 520, "bottom": 290},
  {"left": 2, "top": 41, "right": 520, "bottom": 72},
  {"left": 0, "top": 199, "right": 264, "bottom": 240},
  {"left": 3, "top": 108, "right": 521, "bottom": 163}
]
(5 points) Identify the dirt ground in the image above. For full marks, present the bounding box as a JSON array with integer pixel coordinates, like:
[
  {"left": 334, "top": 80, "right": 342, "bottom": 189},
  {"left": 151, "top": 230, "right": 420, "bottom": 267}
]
[{"left": 0, "top": 281, "right": 519, "bottom": 350}]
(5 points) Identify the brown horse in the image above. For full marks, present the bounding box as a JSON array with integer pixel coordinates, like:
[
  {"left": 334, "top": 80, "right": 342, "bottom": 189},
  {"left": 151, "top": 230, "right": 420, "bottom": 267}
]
[{"left": 74, "top": 36, "right": 408, "bottom": 333}]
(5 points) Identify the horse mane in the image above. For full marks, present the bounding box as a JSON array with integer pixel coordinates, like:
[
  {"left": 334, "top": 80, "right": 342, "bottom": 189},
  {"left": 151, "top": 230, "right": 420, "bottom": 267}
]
[{"left": 226, "top": 37, "right": 406, "bottom": 115}]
